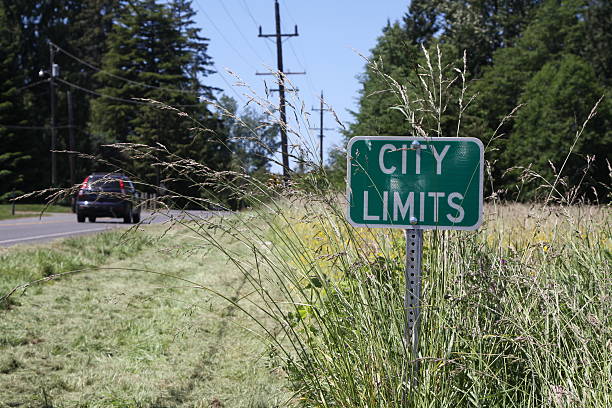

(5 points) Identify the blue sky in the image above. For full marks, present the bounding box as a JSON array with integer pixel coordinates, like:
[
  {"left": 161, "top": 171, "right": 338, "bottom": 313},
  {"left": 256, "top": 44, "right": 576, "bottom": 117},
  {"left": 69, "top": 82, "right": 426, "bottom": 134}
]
[{"left": 191, "top": 0, "right": 409, "bottom": 166}]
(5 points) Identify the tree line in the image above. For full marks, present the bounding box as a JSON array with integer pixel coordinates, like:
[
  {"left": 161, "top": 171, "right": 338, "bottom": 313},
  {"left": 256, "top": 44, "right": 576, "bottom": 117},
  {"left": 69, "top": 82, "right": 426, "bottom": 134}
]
[
  {"left": 0, "top": 0, "right": 277, "bottom": 203},
  {"left": 334, "top": 0, "right": 610, "bottom": 202}
]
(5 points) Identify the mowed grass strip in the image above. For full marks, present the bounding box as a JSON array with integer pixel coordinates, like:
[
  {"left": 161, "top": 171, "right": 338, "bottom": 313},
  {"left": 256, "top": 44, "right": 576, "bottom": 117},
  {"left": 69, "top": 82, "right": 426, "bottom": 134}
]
[
  {"left": 0, "top": 204, "right": 72, "bottom": 220},
  {"left": 0, "top": 225, "right": 289, "bottom": 407}
]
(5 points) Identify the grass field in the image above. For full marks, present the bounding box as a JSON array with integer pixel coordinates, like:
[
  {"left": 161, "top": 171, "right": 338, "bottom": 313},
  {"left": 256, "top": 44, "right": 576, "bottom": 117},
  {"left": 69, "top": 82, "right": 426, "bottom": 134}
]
[
  {"left": 171, "top": 198, "right": 611, "bottom": 408},
  {"left": 0, "top": 204, "right": 72, "bottom": 220},
  {"left": 0, "top": 201, "right": 609, "bottom": 407},
  {"left": 0, "top": 225, "right": 290, "bottom": 407}
]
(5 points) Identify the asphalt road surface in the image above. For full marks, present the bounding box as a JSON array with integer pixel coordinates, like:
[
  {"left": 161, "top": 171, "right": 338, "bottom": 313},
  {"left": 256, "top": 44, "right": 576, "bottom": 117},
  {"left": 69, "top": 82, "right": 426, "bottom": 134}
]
[{"left": 0, "top": 210, "right": 219, "bottom": 247}]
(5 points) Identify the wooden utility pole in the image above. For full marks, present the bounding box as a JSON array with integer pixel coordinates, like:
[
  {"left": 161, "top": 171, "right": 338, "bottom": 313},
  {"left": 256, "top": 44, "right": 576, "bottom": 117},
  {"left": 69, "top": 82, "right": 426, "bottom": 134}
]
[
  {"left": 311, "top": 91, "right": 333, "bottom": 166},
  {"left": 258, "top": 0, "right": 304, "bottom": 179},
  {"left": 67, "top": 91, "right": 76, "bottom": 186},
  {"left": 49, "top": 42, "right": 58, "bottom": 186}
]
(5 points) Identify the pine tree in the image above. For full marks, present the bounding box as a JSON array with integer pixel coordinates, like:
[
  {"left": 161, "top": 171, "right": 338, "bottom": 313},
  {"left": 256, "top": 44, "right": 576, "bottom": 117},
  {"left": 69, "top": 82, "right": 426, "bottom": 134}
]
[
  {"left": 90, "top": 0, "right": 224, "bottom": 193},
  {"left": 0, "top": 4, "right": 30, "bottom": 200},
  {"left": 434, "top": 0, "right": 542, "bottom": 75},
  {"left": 403, "top": 0, "right": 440, "bottom": 45},
  {"left": 468, "top": 0, "right": 611, "bottom": 199},
  {"left": 0, "top": 0, "right": 119, "bottom": 194},
  {"left": 506, "top": 55, "right": 611, "bottom": 200}
]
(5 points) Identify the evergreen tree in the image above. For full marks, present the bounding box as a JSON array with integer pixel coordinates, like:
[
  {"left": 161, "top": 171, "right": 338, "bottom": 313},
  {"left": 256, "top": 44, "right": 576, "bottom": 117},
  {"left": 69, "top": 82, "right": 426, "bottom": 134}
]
[
  {"left": 468, "top": 0, "right": 611, "bottom": 199},
  {"left": 403, "top": 0, "right": 441, "bottom": 45},
  {"left": 0, "top": 0, "right": 118, "bottom": 196},
  {"left": 505, "top": 55, "right": 611, "bottom": 199},
  {"left": 434, "top": 0, "right": 542, "bottom": 75},
  {"left": 0, "top": 4, "right": 30, "bottom": 200},
  {"left": 90, "top": 0, "right": 224, "bottom": 193}
]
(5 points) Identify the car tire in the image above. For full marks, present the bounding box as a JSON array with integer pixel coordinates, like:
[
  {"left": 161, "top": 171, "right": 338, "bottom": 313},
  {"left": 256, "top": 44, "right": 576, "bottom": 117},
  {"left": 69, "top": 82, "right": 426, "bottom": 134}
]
[
  {"left": 132, "top": 213, "right": 140, "bottom": 223},
  {"left": 88, "top": 216, "right": 96, "bottom": 223},
  {"left": 123, "top": 212, "right": 132, "bottom": 224},
  {"left": 77, "top": 213, "right": 85, "bottom": 223}
]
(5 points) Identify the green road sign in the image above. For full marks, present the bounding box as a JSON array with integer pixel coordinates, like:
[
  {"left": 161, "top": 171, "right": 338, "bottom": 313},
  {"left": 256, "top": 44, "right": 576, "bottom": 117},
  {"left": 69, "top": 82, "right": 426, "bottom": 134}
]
[{"left": 346, "top": 136, "right": 484, "bottom": 230}]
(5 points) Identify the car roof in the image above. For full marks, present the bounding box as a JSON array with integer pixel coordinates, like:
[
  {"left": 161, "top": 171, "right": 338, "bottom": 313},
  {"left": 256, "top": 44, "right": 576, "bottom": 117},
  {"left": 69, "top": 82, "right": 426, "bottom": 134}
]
[{"left": 89, "top": 173, "right": 130, "bottom": 179}]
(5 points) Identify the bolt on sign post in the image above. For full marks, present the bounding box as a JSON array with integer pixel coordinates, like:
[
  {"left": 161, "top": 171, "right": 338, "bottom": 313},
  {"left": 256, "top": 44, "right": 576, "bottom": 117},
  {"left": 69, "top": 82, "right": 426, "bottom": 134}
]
[{"left": 346, "top": 136, "right": 484, "bottom": 389}]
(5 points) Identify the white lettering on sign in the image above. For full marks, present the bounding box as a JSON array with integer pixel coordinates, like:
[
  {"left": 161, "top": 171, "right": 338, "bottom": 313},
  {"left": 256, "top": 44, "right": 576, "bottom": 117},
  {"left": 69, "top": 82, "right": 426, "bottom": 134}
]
[
  {"left": 430, "top": 144, "right": 450, "bottom": 175},
  {"left": 379, "top": 144, "right": 396, "bottom": 175},
  {"left": 427, "top": 192, "right": 445, "bottom": 222},
  {"left": 419, "top": 192, "right": 425, "bottom": 221},
  {"left": 363, "top": 189, "right": 466, "bottom": 223},
  {"left": 393, "top": 191, "right": 414, "bottom": 220},
  {"left": 447, "top": 192, "right": 465, "bottom": 223},
  {"left": 378, "top": 144, "right": 451, "bottom": 175},
  {"left": 382, "top": 191, "right": 389, "bottom": 221},
  {"left": 363, "top": 191, "right": 379, "bottom": 221}
]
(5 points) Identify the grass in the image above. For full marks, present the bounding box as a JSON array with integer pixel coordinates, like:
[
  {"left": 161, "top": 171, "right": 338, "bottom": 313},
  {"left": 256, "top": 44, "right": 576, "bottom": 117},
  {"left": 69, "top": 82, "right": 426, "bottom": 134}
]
[
  {"left": 0, "top": 229, "right": 153, "bottom": 309},
  {"left": 173, "top": 184, "right": 610, "bottom": 407},
  {"left": 1, "top": 201, "right": 609, "bottom": 407},
  {"left": 0, "top": 203, "right": 72, "bottom": 220},
  {"left": 0, "top": 224, "right": 290, "bottom": 407}
]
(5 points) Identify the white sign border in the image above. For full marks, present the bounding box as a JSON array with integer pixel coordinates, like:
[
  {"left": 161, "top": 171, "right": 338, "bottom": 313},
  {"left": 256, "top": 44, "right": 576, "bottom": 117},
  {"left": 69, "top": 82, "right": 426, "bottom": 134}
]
[{"left": 346, "top": 136, "right": 484, "bottom": 231}]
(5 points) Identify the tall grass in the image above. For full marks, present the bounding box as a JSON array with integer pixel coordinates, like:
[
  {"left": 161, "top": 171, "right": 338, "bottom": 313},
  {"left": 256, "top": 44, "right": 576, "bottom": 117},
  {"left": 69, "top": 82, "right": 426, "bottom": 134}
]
[
  {"left": 164, "top": 191, "right": 609, "bottom": 407},
  {"left": 14, "top": 46, "right": 611, "bottom": 407}
]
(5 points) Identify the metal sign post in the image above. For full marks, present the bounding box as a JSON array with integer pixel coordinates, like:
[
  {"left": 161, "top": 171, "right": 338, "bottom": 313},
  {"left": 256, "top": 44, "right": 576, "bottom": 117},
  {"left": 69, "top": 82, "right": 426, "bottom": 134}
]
[{"left": 405, "top": 227, "right": 423, "bottom": 389}]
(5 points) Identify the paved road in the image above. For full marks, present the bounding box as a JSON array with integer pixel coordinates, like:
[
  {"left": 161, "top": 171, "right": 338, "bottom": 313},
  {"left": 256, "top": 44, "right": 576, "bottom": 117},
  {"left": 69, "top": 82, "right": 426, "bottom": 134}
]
[{"left": 0, "top": 210, "right": 220, "bottom": 247}]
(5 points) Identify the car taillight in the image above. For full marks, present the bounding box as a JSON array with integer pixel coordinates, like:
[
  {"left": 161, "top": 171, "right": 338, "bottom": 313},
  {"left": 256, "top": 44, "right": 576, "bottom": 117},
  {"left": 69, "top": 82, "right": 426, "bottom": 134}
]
[
  {"left": 78, "top": 176, "right": 89, "bottom": 196},
  {"left": 119, "top": 179, "right": 125, "bottom": 193}
]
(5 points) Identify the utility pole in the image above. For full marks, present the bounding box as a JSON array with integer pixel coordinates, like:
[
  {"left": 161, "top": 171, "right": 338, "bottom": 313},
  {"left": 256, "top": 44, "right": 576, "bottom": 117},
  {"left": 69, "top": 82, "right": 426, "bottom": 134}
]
[
  {"left": 67, "top": 91, "right": 76, "bottom": 186},
  {"left": 49, "top": 42, "right": 58, "bottom": 186},
  {"left": 258, "top": 0, "right": 304, "bottom": 180},
  {"left": 311, "top": 91, "right": 333, "bottom": 166}
]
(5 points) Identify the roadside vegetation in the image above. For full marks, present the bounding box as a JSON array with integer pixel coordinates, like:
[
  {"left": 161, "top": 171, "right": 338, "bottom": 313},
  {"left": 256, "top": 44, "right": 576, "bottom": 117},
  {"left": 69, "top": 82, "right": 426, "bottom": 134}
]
[
  {"left": 0, "top": 225, "right": 289, "bottom": 407},
  {"left": 0, "top": 204, "right": 71, "bottom": 220},
  {"left": 1, "top": 201, "right": 609, "bottom": 407},
  {"left": 0, "top": 229, "right": 153, "bottom": 309},
  {"left": 3, "top": 41, "right": 611, "bottom": 407}
]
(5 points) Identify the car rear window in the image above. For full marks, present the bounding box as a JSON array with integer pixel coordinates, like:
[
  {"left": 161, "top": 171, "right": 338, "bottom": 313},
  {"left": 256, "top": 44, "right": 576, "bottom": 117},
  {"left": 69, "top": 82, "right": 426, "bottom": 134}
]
[{"left": 88, "top": 176, "right": 127, "bottom": 190}]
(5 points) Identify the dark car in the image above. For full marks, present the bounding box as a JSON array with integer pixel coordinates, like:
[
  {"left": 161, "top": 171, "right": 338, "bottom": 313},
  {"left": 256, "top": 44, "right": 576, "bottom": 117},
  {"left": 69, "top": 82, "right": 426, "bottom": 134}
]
[{"left": 75, "top": 173, "right": 141, "bottom": 223}]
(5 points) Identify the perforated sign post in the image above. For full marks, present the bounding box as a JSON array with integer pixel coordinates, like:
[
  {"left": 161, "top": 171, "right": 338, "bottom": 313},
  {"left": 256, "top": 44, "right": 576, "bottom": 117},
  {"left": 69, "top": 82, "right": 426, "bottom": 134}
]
[{"left": 346, "top": 136, "right": 484, "bottom": 390}]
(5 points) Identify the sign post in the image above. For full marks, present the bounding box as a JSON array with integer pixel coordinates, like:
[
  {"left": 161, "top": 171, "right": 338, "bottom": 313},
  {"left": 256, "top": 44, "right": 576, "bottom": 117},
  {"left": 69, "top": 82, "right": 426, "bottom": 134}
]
[{"left": 346, "top": 136, "right": 484, "bottom": 391}]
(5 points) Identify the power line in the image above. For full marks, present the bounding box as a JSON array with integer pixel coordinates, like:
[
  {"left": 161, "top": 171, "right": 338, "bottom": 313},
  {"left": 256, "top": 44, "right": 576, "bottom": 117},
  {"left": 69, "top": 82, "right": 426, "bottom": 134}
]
[
  {"left": 192, "top": 0, "right": 258, "bottom": 71},
  {"left": 240, "top": 0, "right": 275, "bottom": 58},
  {"left": 190, "top": 0, "right": 257, "bottom": 104},
  {"left": 56, "top": 77, "right": 201, "bottom": 107},
  {"left": 211, "top": 63, "right": 247, "bottom": 104},
  {"left": 52, "top": 41, "right": 205, "bottom": 96},
  {"left": 0, "top": 124, "right": 74, "bottom": 130},
  {"left": 215, "top": 0, "right": 266, "bottom": 65},
  {"left": 16, "top": 79, "right": 48, "bottom": 92},
  {"left": 55, "top": 78, "right": 153, "bottom": 105},
  {"left": 51, "top": 23, "right": 244, "bottom": 106},
  {"left": 280, "top": 1, "right": 319, "bottom": 98}
]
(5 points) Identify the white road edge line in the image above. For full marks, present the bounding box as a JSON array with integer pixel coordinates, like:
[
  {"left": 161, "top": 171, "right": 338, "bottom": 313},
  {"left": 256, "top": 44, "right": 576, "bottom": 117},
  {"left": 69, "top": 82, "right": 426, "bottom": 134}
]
[{"left": 0, "top": 227, "right": 110, "bottom": 245}]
